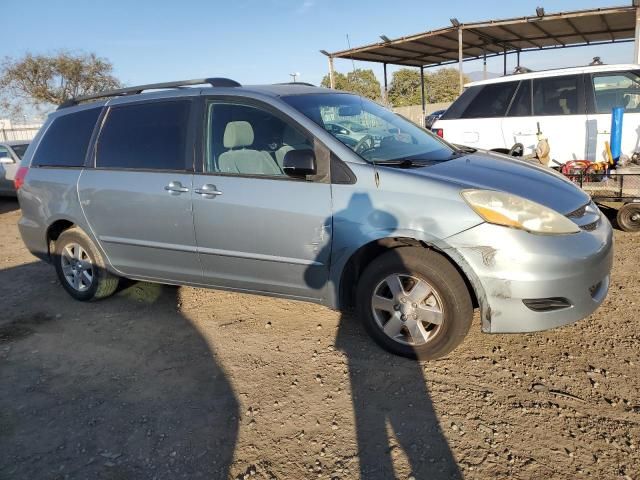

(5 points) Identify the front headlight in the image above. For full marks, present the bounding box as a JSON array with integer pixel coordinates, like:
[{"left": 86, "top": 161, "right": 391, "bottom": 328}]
[{"left": 461, "top": 190, "right": 580, "bottom": 235}]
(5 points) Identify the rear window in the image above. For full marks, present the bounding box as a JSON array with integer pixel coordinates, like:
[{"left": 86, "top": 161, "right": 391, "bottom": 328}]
[
  {"left": 96, "top": 100, "right": 190, "bottom": 171},
  {"left": 461, "top": 81, "right": 518, "bottom": 118},
  {"left": 31, "top": 108, "right": 101, "bottom": 167},
  {"left": 439, "top": 86, "right": 481, "bottom": 120}
]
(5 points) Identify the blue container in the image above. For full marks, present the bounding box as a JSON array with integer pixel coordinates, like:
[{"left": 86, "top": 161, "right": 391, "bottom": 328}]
[{"left": 610, "top": 106, "right": 624, "bottom": 164}]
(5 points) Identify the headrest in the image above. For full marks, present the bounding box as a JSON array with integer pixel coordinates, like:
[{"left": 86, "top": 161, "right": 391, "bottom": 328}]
[
  {"left": 283, "top": 125, "right": 307, "bottom": 146},
  {"left": 223, "top": 121, "right": 254, "bottom": 148}
]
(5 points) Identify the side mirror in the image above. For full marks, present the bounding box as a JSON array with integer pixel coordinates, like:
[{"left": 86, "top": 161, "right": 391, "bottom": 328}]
[
  {"left": 283, "top": 149, "right": 316, "bottom": 179},
  {"left": 0, "top": 157, "right": 14, "bottom": 165}
]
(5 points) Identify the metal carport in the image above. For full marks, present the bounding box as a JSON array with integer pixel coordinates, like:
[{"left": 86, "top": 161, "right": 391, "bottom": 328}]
[{"left": 321, "top": 3, "right": 640, "bottom": 121}]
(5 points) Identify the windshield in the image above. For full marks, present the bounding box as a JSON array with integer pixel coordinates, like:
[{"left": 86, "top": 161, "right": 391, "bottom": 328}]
[
  {"left": 11, "top": 144, "right": 29, "bottom": 159},
  {"left": 283, "top": 93, "right": 456, "bottom": 163}
]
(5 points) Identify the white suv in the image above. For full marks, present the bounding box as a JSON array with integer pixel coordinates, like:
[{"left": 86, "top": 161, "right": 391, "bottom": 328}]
[{"left": 433, "top": 63, "right": 640, "bottom": 165}]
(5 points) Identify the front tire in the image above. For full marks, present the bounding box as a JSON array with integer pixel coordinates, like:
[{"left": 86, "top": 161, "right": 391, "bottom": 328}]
[
  {"left": 356, "top": 247, "right": 473, "bottom": 360},
  {"left": 53, "top": 227, "right": 119, "bottom": 301}
]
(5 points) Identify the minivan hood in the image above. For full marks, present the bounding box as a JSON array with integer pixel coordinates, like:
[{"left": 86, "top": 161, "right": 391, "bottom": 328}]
[{"left": 416, "top": 152, "right": 590, "bottom": 215}]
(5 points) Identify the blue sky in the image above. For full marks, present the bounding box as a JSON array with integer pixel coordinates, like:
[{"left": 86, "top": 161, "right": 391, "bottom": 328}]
[{"left": 1, "top": 0, "right": 634, "bottom": 90}]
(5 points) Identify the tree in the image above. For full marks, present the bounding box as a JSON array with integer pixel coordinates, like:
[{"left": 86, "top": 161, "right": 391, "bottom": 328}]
[
  {"left": 0, "top": 51, "right": 121, "bottom": 117},
  {"left": 321, "top": 68, "right": 381, "bottom": 100},
  {"left": 387, "top": 67, "right": 470, "bottom": 107}
]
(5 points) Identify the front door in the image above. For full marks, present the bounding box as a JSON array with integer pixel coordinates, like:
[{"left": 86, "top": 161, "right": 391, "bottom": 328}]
[
  {"left": 192, "top": 100, "right": 332, "bottom": 301},
  {"left": 78, "top": 98, "right": 202, "bottom": 282}
]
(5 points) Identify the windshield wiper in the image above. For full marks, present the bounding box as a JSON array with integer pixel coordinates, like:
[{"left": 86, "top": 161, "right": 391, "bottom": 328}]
[
  {"left": 454, "top": 145, "right": 477, "bottom": 154},
  {"left": 371, "top": 159, "right": 424, "bottom": 168}
]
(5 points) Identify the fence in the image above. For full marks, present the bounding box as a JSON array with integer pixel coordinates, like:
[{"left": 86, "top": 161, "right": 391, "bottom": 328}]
[
  {"left": 0, "top": 127, "right": 41, "bottom": 142},
  {"left": 392, "top": 103, "right": 451, "bottom": 126}
]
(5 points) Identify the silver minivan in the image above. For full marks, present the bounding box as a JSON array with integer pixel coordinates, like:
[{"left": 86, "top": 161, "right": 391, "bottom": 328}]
[{"left": 16, "top": 78, "right": 613, "bottom": 359}]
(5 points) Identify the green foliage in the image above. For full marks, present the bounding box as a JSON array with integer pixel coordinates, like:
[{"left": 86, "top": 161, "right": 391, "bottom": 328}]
[
  {"left": 0, "top": 51, "right": 121, "bottom": 115},
  {"left": 321, "top": 68, "right": 381, "bottom": 100},
  {"left": 387, "top": 67, "right": 471, "bottom": 107}
]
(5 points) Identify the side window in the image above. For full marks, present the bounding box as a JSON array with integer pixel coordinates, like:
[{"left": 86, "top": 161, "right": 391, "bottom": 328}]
[
  {"left": 507, "top": 80, "right": 532, "bottom": 117},
  {"left": 31, "top": 107, "right": 101, "bottom": 167},
  {"left": 205, "top": 102, "right": 313, "bottom": 177},
  {"left": 460, "top": 82, "right": 518, "bottom": 118},
  {"left": 533, "top": 76, "right": 579, "bottom": 115},
  {"left": 0, "top": 146, "right": 10, "bottom": 159},
  {"left": 96, "top": 100, "right": 190, "bottom": 170},
  {"left": 592, "top": 72, "right": 640, "bottom": 113}
]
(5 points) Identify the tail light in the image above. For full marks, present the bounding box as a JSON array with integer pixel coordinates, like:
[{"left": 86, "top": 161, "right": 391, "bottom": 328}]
[
  {"left": 434, "top": 128, "right": 444, "bottom": 138},
  {"left": 14, "top": 166, "right": 28, "bottom": 191}
]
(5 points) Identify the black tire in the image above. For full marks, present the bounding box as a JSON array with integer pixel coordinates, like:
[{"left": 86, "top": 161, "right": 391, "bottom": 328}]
[
  {"left": 617, "top": 203, "right": 640, "bottom": 233},
  {"left": 356, "top": 247, "right": 473, "bottom": 360},
  {"left": 53, "top": 227, "right": 119, "bottom": 301}
]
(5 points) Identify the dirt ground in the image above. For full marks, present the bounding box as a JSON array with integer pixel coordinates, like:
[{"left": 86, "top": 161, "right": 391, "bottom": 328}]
[{"left": 0, "top": 197, "right": 639, "bottom": 480}]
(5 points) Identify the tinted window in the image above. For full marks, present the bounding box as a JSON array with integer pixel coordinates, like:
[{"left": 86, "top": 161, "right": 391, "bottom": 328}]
[
  {"left": 533, "top": 76, "right": 579, "bottom": 115},
  {"left": 97, "top": 101, "right": 190, "bottom": 170},
  {"left": 11, "top": 144, "right": 29, "bottom": 159},
  {"left": 507, "top": 80, "right": 532, "bottom": 117},
  {"left": 32, "top": 108, "right": 101, "bottom": 167},
  {"left": 461, "top": 82, "right": 518, "bottom": 118},
  {"left": 0, "top": 146, "right": 9, "bottom": 159},
  {"left": 440, "top": 86, "right": 481, "bottom": 120},
  {"left": 206, "top": 102, "right": 312, "bottom": 176},
  {"left": 592, "top": 72, "right": 640, "bottom": 113}
]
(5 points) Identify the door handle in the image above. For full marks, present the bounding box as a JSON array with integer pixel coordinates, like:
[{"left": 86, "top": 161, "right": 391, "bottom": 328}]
[
  {"left": 194, "top": 184, "right": 222, "bottom": 198},
  {"left": 164, "top": 181, "right": 189, "bottom": 194}
]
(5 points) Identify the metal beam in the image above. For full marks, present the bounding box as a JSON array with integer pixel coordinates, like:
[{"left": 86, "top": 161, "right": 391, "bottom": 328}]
[
  {"left": 496, "top": 24, "right": 543, "bottom": 49},
  {"left": 383, "top": 63, "right": 388, "bottom": 102},
  {"left": 328, "top": 56, "right": 335, "bottom": 89},
  {"left": 528, "top": 21, "right": 566, "bottom": 47},
  {"left": 565, "top": 17, "right": 589, "bottom": 44},
  {"left": 420, "top": 66, "right": 426, "bottom": 124},
  {"left": 635, "top": 6, "right": 640, "bottom": 64},
  {"left": 458, "top": 28, "right": 464, "bottom": 95}
]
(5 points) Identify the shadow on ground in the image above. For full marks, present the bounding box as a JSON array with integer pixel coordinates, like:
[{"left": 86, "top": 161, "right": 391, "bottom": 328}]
[{"left": 0, "top": 261, "right": 238, "bottom": 479}]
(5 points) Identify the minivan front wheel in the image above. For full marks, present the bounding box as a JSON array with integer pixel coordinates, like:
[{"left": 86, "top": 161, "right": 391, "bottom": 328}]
[
  {"left": 356, "top": 247, "right": 473, "bottom": 360},
  {"left": 54, "top": 227, "right": 119, "bottom": 301}
]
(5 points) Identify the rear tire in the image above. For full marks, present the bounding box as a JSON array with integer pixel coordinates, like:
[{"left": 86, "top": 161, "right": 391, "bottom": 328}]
[
  {"left": 53, "top": 227, "right": 119, "bottom": 301},
  {"left": 356, "top": 247, "right": 473, "bottom": 360},
  {"left": 617, "top": 203, "right": 640, "bottom": 232}
]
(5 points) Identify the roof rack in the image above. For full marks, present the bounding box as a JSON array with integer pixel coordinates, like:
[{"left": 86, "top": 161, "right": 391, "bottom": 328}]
[
  {"left": 58, "top": 77, "right": 241, "bottom": 109},
  {"left": 274, "top": 82, "right": 316, "bottom": 87}
]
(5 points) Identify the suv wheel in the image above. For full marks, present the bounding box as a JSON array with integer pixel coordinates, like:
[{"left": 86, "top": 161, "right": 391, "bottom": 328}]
[
  {"left": 356, "top": 247, "right": 473, "bottom": 360},
  {"left": 54, "top": 227, "right": 119, "bottom": 301}
]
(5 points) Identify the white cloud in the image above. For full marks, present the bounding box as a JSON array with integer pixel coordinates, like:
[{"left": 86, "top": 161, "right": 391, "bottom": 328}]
[{"left": 296, "top": 0, "right": 315, "bottom": 14}]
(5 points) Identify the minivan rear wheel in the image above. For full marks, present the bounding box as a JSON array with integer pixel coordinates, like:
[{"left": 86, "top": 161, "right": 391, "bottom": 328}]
[
  {"left": 356, "top": 247, "right": 473, "bottom": 360},
  {"left": 54, "top": 227, "right": 119, "bottom": 301}
]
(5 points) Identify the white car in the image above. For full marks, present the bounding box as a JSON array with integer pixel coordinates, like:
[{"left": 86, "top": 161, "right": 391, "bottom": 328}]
[{"left": 433, "top": 63, "right": 640, "bottom": 165}]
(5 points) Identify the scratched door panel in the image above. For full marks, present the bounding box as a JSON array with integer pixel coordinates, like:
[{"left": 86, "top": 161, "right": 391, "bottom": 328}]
[{"left": 192, "top": 174, "right": 332, "bottom": 301}]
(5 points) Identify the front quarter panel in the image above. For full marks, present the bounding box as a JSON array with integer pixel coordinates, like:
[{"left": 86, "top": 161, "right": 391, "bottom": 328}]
[{"left": 327, "top": 162, "right": 483, "bottom": 307}]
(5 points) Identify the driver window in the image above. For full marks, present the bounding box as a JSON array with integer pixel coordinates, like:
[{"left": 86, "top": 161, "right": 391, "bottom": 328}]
[{"left": 205, "top": 102, "right": 313, "bottom": 176}]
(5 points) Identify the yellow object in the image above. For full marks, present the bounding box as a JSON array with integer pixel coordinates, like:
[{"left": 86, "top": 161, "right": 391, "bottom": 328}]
[{"left": 604, "top": 141, "right": 614, "bottom": 165}]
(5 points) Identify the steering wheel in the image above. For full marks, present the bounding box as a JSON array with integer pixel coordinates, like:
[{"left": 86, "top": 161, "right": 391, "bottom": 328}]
[{"left": 354, "top": 135, "right": 375, "bottom": 154}]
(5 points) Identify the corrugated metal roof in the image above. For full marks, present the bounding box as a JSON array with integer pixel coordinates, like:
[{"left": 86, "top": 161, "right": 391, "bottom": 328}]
[{"left": 328, "top": 5, "right": 637, "bottom": 67}]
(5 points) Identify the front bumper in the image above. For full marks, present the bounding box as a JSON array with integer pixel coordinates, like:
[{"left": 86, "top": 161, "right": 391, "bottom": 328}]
[{"left": 445, "top": 215, "right": 613, "bottom": 333}]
